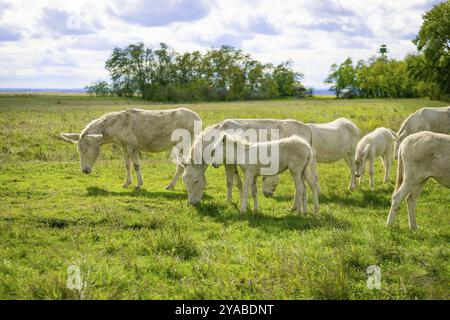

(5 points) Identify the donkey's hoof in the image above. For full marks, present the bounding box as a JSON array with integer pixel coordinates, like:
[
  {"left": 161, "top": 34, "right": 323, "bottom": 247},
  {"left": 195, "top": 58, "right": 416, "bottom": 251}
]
[{"left": 165, "top": 185, "right": 174, "bottom": 191}]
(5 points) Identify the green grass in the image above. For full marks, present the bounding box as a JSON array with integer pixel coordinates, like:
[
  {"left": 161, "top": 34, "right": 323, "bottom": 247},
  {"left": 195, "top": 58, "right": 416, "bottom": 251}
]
[{"left": 0, "top": 95, "right": 449, "bottom": 299}]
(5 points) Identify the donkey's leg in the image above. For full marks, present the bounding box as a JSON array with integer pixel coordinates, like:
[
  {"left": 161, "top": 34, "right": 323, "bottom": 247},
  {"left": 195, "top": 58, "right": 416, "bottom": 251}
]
[
  {"left": 368, "top": 155, "right": 375, "bottom": 191},
  {"left": 165, "top": 162, "right": 183, "bottom": 190},
  {"left": 303, "top": 165, "right": 319, "bottom": 214},
  {"left": 290, "top": 169, "right": 304, "bottom": 216},
  {"left": 295, "top": 173, "right": 305, "bottom": 216},
  {"left": 310, "top": 156, "right": 321, "bottom": 194},
  {"left": 122, "top": 149, "right": 133, "bottom": 188},
  {"left": 406, "top": 181, "right": 425, "bottom": 230},
  {"left": 386, "top": 182, "right": 411, "bottom": 227},
  {"left": 241, "top": 172, "right": 253, "bottom": 214},
  {"left": 301, "top": 175, "right": 308, "bottom": 215},
  {"left": 345, "top": 154, "right": 357, "bottom": 191},
  {"left": 380, "top": 156, "right": 387, "bottom": 183},
  {"left": 358, "top": 161, "right": 366, "bottom": 185},
  {"left": 224, "top": 165, "right": 235, "bottom": 203},
  {"left": 383, "top": 152, "right": 392, "bottom": 184},
  {"left": 290, "top": 191, "right": 298, "bottom": 212},
  {"left": 251, "top": 176, "right": 259, "bottom": 212},
  {"left": 129, "top": 148, "right": 144, "bottom": 188},
  {"left": 233, "top": 166, "right": 243, "bottom": 199}
]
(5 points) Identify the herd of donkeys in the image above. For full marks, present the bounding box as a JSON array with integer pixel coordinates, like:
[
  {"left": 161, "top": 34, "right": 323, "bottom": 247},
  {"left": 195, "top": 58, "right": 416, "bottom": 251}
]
[{"left": 60, "top": 106, "right": 450, "bottom": 230}]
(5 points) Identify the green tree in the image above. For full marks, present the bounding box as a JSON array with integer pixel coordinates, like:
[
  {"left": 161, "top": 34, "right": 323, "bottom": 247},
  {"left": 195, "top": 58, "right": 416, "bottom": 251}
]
[
  {"left": 100, "top": 43, "right": 306, "bottom": 102},
  {"left": 324, "top": 57, "right": 357, "bottom": 98},
  {"left": 413, "top": 0, "right": 450, "bottom": 95},
  {"left": 105, "top": 43, "right": 153, "bottom": 98},
  {"left": 85, "top": 80, "right": 111, "bottom": 97},
  {"left": 272, "top": 61, "right": 303, "bottom": 97},
  {"left": 405, "top": 53, "right": 441, "bottom": 98}
]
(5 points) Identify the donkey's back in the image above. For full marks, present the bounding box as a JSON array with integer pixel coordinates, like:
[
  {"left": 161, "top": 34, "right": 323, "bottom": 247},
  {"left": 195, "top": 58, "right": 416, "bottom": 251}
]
[{"left": 120, "top": 108, "right": 200, "bottom": 152}]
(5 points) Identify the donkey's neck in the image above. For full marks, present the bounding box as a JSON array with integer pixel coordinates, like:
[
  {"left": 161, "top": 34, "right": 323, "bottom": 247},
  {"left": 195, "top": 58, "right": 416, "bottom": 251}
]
[{"left": 81, "top": 115, "right": 113, "bottom": 144}]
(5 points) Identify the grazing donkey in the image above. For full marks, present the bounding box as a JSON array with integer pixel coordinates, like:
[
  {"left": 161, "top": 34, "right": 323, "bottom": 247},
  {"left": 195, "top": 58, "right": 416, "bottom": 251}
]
[
  {"left": 61, "top": 108, "right": 200, "bottom": 189},
  {"left": 181, "top": 119, "right": 316, "bottom": 209},
  {"left": 262, "top": 118, "right": 360, "bottom": 195},
  {"left": 394, "top": 106, "right": 450, "bottom": 159},
  {"left": 386, "top": 131, "right": 450, "bottom": 229},
  {"left": 355, "top": 127, "right": 397, "bottom": 190},
  {"left": 212, "top": 134, "right": 316, "bottom": 215}
]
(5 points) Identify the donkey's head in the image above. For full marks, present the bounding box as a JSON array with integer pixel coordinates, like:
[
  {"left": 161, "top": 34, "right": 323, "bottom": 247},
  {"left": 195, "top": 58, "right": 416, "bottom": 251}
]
[
  {"left": 262, "top": 175, "right": 280, "bottom": 197},
  {"left": 182, "top": 162, "right": 207, "bottom": 205},
  {"left": 60, "top": 133, "right": 103, "bottom": 174},
  {"left": 355, "top": 143, "right": 371, "bottom": 178}
]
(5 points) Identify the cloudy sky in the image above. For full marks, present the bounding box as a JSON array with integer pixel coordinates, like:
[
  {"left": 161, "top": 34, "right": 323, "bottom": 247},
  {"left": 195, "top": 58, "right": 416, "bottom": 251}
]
[{"left": 0, "top": 0, "right": 442, "bottom": 89}]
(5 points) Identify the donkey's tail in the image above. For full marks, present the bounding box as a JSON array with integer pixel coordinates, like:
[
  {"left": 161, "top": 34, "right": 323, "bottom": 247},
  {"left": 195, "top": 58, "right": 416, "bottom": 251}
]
[
  {"left": 302, "top": 147, "right": 315, "bottom": 193},
  {"left": 387, "top": 128, "right": 397, "bottom": 139},
  {"left": 395, "top": 144, "right": 404, "bottom": 191}
]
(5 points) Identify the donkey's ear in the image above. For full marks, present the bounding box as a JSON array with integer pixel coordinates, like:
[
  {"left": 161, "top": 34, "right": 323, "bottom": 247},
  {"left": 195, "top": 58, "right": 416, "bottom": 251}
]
[
  {"left": 86, "top": 134, "right": 103, "bottom": 143},
  {"left": 193, "top": 147, "right": 203, "bottom": 164},
  {"left": 60, "top": 133, "right": 80, "bottom": 143},
  {"left": 171, "top": 148, "right": 186, "bottom": 168},
  {"left": 362, "top": 143, "right": 371, "bottom": 157}
]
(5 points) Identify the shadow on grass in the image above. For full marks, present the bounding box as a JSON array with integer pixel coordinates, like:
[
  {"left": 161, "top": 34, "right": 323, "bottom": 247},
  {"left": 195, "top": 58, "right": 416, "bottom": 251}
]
[
  {"left": 318, "top": 191, "right": 391, "bottom": 209},
  {"left": 85, "top": 186, "right": 215, "bottom": 200},
  {"left": 269, "top": 189, "right": 391, "bottom": 209},
  {"left": 194, "top": 201, "right": 351, "bottom": 233}
]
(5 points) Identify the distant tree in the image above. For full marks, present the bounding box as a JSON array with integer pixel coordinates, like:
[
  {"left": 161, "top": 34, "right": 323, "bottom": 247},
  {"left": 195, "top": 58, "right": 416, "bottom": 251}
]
[
  {"left": 405, "top": 53, "right": 442, "bottom": 98},
  {"left": 324, "top": 57, "right": 357, "bottom": 98},
  {"left": 272, "top": 61, "right": 304, "bottom": 97},
  {"left": 85, "top": 80, "right": 111, "bottom": 97},
  {"left": 413, "top": 0, "right": 450, "bottom": 96},
  {"left": 326, "top": 55, "right": 416, "bottom": 99},
  {"left": 105, "top": 44, "right": 147, "bottom": 97},
  {"left": 98, "top": 43, "right": 306, "bottom": 102}
]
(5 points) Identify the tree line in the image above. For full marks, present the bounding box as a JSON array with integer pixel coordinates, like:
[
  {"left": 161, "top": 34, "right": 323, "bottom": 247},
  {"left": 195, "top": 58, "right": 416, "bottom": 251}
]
[
  {"left": 87, "top": 1, "right": 448, "bottom": 101},
  {"left": 86, "top": 44, "right": 309, "bottom": 102},
  {"left": 325, "top": 1, "right": 449, "bottom": 100}
]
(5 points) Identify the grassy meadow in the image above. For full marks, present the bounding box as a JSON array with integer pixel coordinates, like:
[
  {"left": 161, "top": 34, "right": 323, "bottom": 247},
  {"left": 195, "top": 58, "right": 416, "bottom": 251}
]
[{"left": 0, "top": 94, "right": 448, "bottom": 299}]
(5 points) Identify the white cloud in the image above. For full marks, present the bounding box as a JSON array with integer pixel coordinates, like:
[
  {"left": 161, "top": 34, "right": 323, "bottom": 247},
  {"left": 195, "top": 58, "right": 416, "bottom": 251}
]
[{"left": 0, "top": 0, "right": 441, "bottom": 89}]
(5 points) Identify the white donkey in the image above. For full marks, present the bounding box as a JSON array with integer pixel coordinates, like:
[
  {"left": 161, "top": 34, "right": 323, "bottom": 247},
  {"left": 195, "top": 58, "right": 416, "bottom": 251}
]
[
  {"left": 394, "top": 106, "right": 450, "bottom": 159},
  {"left": 262, "top": 118, "right": 360, "bottom": 195},
  {"left": 212, "top": 133, "right": 316, "bottom": 215},
  {"left": 181, "top": 119, "right": 318, "bottom": 212},
  {"left": 387, "top": 131, "right": 450, "bottom": 229},
  {"left": 355, "top": 127, "right": 397, "bottom": 190},
  {"left": 61, "top": 108, "right": 200, "bottom": 189}
]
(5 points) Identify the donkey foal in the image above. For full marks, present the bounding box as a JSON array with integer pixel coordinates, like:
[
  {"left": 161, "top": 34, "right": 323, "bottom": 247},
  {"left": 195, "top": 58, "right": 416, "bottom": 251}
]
[{"left": 212, "top": 134, "right": 318, "bottom": 215}]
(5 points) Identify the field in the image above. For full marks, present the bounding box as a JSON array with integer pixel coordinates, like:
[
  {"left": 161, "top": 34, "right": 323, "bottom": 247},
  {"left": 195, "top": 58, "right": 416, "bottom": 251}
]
[{"left": 0, "top": 94, "right": 448, "bottom": 299}]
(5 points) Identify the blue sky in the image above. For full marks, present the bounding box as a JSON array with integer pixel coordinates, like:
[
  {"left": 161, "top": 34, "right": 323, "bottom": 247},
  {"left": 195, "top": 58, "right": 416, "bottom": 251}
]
[{"left": 0, "top": 0, "right": 442, "bottom": 89}]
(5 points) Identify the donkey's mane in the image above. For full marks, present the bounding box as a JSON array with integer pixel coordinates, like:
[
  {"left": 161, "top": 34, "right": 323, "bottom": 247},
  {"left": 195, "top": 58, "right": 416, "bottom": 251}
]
[
  {"left": 187, "top": 123, "right": 220, "bottom": 162},
  {"left": 397, "top": 109, "right": 420, "bottom": 135},
  {"left": 228, "top": 133, "right": 303, "bottom": 147},
  {"left": 80, "top": 111, "right": 120, "bottom": 137},
  {"left": 226, "top": 134, "right": 252, "bottom": 146}
]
